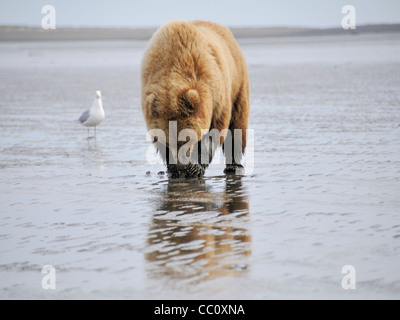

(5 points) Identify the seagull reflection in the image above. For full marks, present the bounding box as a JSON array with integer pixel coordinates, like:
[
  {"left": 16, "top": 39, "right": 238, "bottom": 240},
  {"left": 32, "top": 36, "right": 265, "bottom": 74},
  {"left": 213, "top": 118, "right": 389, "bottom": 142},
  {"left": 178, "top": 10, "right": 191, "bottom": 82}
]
[{"left": 146, "top": 176, "right": 251, "bottom": 283}]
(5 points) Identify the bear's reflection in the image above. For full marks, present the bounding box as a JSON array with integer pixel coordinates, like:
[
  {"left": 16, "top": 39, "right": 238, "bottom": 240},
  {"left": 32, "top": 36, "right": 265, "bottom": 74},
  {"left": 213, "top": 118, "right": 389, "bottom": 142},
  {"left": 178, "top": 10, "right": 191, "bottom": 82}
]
[{"left": 146, "top": 176, "right": 251, "bottom": 282}]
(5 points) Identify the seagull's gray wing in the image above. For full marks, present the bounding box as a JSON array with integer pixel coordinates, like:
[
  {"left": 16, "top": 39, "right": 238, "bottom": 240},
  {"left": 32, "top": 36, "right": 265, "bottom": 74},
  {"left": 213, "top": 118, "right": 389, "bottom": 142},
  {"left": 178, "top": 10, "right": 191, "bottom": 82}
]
[{"left": 78, "top": 110, "right": 90, "bottom": 124}]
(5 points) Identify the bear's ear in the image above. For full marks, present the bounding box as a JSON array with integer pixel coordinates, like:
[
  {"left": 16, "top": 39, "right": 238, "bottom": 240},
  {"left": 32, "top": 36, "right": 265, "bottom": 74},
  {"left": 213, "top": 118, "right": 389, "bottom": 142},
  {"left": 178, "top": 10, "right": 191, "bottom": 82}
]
[
  {"left": 145, "top": 93, "right": 159, "bottom": 118},
  {"left": 179, "top": 89, "right": 200, "bottom": 115}
]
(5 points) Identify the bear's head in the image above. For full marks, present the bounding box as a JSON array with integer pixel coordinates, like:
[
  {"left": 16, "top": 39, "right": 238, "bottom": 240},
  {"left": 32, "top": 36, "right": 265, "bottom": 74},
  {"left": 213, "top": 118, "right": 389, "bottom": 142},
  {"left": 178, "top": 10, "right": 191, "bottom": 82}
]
[{"left": 143, "top": 85, "right": 212, "bottom": 176}]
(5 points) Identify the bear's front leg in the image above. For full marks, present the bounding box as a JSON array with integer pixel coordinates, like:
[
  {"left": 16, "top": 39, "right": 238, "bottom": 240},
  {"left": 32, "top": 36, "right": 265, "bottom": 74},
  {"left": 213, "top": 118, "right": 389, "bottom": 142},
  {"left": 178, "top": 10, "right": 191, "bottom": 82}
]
[
  {"left": 224, "top": 81, "right": 249, "bottom": 176},
  {"left": 222, "top": 130, "right": 245, "bottom": 175}
]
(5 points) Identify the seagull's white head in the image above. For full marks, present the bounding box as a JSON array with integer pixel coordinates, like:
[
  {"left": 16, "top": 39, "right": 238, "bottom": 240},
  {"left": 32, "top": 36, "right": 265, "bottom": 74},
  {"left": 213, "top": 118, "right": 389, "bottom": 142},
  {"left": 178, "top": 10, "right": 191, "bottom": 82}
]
[{"left": 96, "top": 90, "right": 101, "bottom": 99}]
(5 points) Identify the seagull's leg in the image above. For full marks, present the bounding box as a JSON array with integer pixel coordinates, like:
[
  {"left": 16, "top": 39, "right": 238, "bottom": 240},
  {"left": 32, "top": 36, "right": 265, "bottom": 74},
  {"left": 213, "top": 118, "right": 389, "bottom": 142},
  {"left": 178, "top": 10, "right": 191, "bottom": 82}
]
[
  {"left": 87, "top": 128, "right": 89, "bottom": 138},
  {"left": 95, "top": 126, "right": 96, "bottom": 137}
]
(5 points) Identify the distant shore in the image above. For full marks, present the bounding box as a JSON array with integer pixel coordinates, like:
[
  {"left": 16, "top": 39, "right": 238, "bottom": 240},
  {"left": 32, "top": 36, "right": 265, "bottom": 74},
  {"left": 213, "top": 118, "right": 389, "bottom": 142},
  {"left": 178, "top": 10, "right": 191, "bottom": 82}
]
[{"left": 0, "top": 24, "right": 399, "bottom": 41}]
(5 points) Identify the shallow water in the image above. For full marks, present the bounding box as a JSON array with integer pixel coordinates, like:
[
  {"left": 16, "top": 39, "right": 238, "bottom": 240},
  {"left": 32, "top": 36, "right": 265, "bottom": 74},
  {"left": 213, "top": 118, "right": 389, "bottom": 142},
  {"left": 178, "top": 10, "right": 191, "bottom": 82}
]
[{"left": 0, "top": 34, "right": 400, "bottom": 299}]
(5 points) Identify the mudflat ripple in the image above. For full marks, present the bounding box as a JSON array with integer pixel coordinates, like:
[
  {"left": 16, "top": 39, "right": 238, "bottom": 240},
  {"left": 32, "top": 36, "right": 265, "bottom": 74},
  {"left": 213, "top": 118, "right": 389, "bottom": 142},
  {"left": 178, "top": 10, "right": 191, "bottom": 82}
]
[{"left": 0, "top": 35, "right": 400, "bottom": 299}]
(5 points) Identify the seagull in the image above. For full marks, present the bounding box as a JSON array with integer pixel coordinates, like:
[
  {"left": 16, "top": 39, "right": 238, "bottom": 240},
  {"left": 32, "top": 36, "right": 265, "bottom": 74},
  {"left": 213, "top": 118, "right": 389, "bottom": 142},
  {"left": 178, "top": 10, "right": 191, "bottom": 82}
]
[{"left": 78, "top": 90, "right": 105, "bottom": 137}]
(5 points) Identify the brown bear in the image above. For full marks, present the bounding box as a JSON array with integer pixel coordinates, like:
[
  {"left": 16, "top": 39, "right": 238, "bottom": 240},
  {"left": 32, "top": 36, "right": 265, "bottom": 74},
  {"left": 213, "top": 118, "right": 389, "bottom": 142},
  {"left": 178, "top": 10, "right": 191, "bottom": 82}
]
[{"left": 141, "top": 20, "right": 250, "bottom": 178}]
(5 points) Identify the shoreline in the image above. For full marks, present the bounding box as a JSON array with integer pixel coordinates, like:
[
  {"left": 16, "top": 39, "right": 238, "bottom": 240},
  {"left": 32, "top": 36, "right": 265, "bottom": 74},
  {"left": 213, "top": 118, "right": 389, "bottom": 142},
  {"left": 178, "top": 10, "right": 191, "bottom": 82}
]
[{"left": 0, "top": 24, "right": 399, "bottom": 42}]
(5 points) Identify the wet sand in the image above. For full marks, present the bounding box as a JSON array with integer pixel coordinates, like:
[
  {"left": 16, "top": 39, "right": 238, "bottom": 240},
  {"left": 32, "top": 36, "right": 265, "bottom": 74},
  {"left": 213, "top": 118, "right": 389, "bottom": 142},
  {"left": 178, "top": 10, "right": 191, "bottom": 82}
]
[{"left": 0, "top": 31, "right": 400, "bottom": 299}]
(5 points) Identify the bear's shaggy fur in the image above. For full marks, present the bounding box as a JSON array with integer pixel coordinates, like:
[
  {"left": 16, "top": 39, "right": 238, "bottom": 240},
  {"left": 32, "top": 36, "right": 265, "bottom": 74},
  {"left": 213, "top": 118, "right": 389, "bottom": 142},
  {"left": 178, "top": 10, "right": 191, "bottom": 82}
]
[{"left": 141, "top": 20, "right": 250, "bottom": 177}]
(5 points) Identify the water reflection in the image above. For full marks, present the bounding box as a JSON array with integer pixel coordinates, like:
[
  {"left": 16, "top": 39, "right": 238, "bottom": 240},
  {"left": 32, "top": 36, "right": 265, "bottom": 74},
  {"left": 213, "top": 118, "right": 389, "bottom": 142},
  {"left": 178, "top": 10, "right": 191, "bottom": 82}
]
[
  {"left": 146, "top": 176, "right": 251, "bottom": 283},
  {"left": 80, "top": 137, "right": 106, "bottom": 170}
]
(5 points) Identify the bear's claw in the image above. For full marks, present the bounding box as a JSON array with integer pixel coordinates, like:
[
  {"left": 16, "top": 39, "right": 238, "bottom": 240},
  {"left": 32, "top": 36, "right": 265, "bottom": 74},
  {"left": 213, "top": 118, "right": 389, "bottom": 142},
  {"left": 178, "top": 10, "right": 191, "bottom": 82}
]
[
  {"left": 167, "top": 163, "right": 205, "bottom": 179},
  {"left": 186, "top": 163, "right": 205, "bottom": 178},
  {"left": 224, "top": 164, "right": 245, "bottom": 175}
]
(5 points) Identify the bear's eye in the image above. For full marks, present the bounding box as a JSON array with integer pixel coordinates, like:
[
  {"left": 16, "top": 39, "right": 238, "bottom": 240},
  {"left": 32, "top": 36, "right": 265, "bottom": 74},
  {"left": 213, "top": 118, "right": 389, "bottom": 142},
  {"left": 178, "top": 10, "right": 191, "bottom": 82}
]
[{"left": 179, "top": 95, "right": 195, "bottom": 115}]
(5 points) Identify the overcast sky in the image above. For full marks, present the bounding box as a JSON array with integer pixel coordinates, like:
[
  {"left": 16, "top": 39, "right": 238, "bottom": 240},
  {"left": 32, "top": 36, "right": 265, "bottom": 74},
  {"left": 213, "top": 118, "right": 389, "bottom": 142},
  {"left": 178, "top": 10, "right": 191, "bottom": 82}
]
[{"left": 1, "top": 0, "right": 400, "bottom": 28}]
